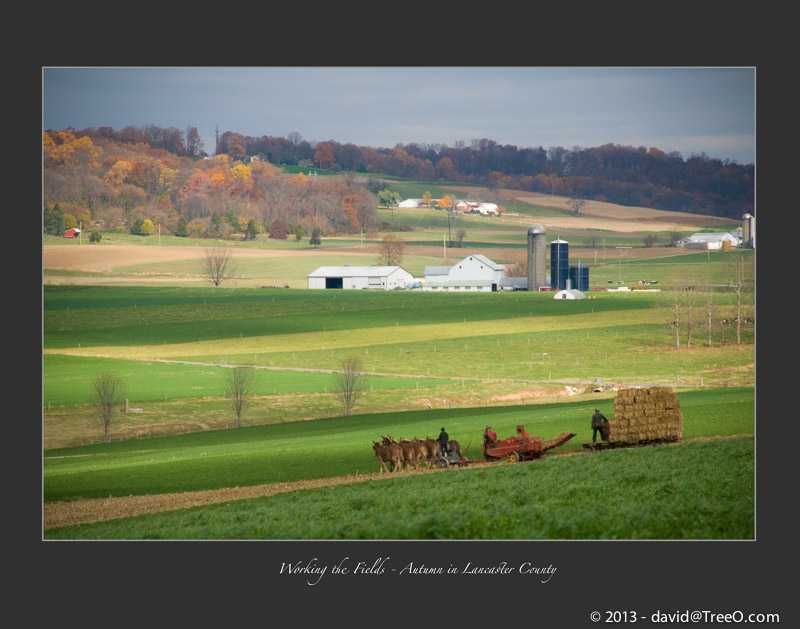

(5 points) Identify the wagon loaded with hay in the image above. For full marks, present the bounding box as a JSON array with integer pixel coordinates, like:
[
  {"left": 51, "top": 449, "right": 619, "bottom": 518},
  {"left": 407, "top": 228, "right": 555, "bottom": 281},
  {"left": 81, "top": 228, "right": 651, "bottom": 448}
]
[{"left": 583, "top": 386, "right": 683, "bottom": 451}]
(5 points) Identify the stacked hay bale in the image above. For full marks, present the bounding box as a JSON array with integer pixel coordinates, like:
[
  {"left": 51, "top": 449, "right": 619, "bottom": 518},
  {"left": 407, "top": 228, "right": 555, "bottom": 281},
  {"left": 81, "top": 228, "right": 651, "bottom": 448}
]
[{"left": 607, "top": 386, "right": 683, "bottom": 443}]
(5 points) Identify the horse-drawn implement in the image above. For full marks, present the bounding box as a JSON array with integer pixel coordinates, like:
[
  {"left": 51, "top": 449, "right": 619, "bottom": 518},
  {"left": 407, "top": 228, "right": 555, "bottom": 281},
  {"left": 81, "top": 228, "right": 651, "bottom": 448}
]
[
  {"left": 372, "top": 426, "right": 576, "bottom": 473},
  {"left": 481, "top": 425, "right": 576, "bottom": 463}
]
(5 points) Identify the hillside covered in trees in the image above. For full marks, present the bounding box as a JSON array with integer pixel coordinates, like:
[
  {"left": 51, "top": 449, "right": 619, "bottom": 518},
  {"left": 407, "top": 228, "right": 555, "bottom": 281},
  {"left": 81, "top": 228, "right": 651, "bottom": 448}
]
[
  {"left": 43, "top": 127, "right": 376, "bottom": 239},
  {"left": 43, "top": 125, "right": 754, "bottom": 239},
  {"left": 216, "top": 129, "right": 753, "bottom": 219}
]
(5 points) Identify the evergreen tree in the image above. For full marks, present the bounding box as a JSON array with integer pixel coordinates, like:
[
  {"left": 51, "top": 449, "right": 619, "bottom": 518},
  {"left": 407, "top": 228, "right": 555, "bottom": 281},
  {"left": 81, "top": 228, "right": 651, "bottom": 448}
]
[
  {"left": 310, "top": 227, "right": 322, "bottom": 247},
  {"left": 245, "top": 219, "right": 258, "bottom": 241},
  {"left": 224, "top": 208, "right": 238, "bottom": 227},
  {"left": 175, "top": 216, "right": 189, "bottom": 237},
  {"left": 131, "top": 218, "right": 145, "bottom": 234},
  {"left": 43, "top": 204, "right": 65, "bottom": 235},
  {"left": 210, "top": 213, "right": 222, "bottom": 234}
]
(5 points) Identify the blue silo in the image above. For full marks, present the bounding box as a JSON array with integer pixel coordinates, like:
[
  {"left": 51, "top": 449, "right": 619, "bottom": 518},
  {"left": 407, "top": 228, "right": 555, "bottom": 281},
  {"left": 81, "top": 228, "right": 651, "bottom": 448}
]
[
  {"left": 550, "top": 238, "right": 569, "bottom": 290},
  {"left": 569, "top": 262, "right": 589, "bottom": 292}
]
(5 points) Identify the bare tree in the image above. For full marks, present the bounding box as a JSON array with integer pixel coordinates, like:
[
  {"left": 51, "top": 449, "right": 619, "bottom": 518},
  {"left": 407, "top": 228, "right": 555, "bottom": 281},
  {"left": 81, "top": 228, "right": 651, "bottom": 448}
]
[
  {"left": 225, "top": 367, "right": 257, "bottom": 427},
  {"left": 725, "top": 252, "right": 754, "bottom": 344},
  {"left": 504, "top": 250, "right": 528, "bottom": 277},
  {"left": 568, "top": 197, "right": 586, "bottom": 215},
  {"left": 91, "top": 373, "right": 126, "bottom": 443},
  {"left": 334, "top": 356, "right": 366, "bottom": 416},
  {"left": 700, "top": 278, "right": 717, "bottom": 346},
  {"left": 662, "top": 287, "right": 684, "bottom": 348},
  {"left": 684, "top": 285, "right": 697, "bottom": 349},
  {"left": 202, "top": 246, "right": 236, "bottom": 286},
  {"left": 378, "top": 233, "right": 405, "bottom": 266}
]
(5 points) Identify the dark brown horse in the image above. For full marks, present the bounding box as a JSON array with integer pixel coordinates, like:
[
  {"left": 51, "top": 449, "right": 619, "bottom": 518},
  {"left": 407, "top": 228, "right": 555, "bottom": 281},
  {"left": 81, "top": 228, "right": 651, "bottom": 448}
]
[
  {"left": 372, "top": 441, "right": 402, "bottom": 473},
  {"left": 439, "top": 439, "right": 464, "bottom": 460}
]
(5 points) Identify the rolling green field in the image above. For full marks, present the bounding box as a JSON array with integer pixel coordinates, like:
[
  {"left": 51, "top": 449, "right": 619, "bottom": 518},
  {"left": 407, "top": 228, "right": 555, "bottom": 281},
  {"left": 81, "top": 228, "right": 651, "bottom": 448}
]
[
  {"left": 43, "top": 281, "right": 753, "bottom": 451},
  {"left": 45, "top": 437, "right": 753, "bottom": 540},
  {"left": 42, "top": 222, "right": 755, "bottom": 539},
  {"left": 44, "top": 387, "right": 753, "bottom": 502}
]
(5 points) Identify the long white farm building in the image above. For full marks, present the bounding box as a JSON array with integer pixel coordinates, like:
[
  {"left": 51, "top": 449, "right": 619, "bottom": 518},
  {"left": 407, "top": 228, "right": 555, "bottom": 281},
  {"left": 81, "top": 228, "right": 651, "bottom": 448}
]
[
  {"left": 308, "top": 265, "right": 414, "bottom": 290},
  {"left": 678, "top": 232, "right": 742, "bottom": 249}
]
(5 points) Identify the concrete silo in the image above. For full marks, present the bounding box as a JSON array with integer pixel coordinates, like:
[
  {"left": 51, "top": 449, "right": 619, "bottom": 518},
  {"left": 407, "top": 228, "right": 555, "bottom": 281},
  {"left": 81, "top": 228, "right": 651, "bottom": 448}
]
[
  {"left": 527, "top": 224, "right": 547, "bottom": 291},
  {"left": 742, "top": 213, "right": 755, "bottom": 248}
]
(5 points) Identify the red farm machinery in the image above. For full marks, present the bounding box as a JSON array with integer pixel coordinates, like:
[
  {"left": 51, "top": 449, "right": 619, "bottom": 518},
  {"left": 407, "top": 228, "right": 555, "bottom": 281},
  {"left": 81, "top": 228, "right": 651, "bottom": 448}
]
[
  {"left": 435, "top": 425, "right": 576, "bottom": 467},
  {"left": 482, "top": 425, "right": 576, "bottom": 463}
]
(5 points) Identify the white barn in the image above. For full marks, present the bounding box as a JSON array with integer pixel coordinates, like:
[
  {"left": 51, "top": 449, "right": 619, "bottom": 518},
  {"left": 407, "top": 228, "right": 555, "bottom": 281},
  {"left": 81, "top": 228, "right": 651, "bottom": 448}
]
[
  {"left": 399, "top": 199, "right": 424, "bottom": 208},
  {"left": 308, "top": 265, "right": 414, "bottom": 290},
  {"left": 423, "top": 254, "right": 504, "bottom": 291},
  {"left": 679, "top": 232, "right": 742, "bottom": 249}
]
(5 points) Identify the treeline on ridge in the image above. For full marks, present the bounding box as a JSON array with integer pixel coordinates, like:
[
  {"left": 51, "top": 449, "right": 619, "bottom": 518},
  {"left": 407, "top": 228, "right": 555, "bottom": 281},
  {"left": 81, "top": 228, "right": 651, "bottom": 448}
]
[
  {"left": 44, "top": 124, "right": 754, "bottom": 241},
  {"left": 217, "top": 130, "right": 754, "bottom": 219}
]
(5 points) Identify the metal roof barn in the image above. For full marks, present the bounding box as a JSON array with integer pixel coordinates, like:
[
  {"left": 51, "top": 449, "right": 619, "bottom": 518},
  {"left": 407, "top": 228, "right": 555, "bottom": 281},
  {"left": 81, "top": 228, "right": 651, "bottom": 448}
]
[{"left": 307, "top": 265, "right": 414, "bottom": 290}]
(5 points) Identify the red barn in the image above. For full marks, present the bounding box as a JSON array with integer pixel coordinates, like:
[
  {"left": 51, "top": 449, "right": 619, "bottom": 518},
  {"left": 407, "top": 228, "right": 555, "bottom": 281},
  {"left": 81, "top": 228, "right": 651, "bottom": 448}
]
[{"left": 64, "top": 228, "right": 82, "bottom": 238}]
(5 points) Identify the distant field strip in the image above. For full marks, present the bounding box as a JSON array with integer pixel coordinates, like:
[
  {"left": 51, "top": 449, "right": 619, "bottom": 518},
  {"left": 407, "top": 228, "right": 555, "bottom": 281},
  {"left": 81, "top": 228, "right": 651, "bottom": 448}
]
[{"left": 45, "top": 309, "right": 658, "bottom": 360}]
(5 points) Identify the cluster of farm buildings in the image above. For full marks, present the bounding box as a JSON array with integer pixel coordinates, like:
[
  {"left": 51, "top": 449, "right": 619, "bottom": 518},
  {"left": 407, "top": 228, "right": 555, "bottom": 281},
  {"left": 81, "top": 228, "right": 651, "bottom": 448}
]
[
  {"left": 309, "top": 225, "right": 591, "bottom": 299},
  {"left": 398, "top": 197, "right": 501, "bottom": 216},
  {"left": 308, "top": 213, "right": 755, "bottom": 297}
]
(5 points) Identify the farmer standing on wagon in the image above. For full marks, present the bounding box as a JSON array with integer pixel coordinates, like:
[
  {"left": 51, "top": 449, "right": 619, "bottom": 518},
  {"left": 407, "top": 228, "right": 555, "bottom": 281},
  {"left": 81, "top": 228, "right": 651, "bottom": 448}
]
[
  {"left": 438, "top": 427, "right": 450, "bottom": 457},
  {"left": 591, "top": 408, "right": 608, "bottom": 442}
]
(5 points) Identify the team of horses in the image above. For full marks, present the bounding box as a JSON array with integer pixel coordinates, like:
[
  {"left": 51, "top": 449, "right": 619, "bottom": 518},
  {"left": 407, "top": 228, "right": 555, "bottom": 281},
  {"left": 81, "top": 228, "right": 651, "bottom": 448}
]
[{"left": 371, "top": 435, "right": 464, "bottom": 473}]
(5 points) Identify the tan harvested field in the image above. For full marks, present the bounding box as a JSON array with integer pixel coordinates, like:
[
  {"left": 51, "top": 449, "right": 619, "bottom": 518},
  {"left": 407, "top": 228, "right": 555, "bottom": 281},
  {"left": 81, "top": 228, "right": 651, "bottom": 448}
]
[
  {"left": 447, "top": 186, "right": 733, "bottom": 232},
  {"left": 43, "top": 244, "right": 336, "bottom": 273}
]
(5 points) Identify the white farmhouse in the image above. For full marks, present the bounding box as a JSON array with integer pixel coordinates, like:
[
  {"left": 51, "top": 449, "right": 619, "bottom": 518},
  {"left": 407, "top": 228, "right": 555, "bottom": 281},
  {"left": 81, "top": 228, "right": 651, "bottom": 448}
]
[
  {"left": 455, "top": 201, "right": 499, "bottom": 215},
  {"left": 308, "top": 265, "right": 414, "bottom": 290}
]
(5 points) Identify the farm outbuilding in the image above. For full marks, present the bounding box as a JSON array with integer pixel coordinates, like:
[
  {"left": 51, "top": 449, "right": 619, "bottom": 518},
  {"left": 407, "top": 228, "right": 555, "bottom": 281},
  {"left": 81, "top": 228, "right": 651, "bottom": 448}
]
[
  {"left": 307, "top": 265, "right": 414, "bottom": 290},
  {"left": 553, "top": 289, "right": 586, "bottom": 300},
  {"left": 64, "top": 228, "right": 82, "bottom": 238},
  {"left": 456, "top": 201, "right": 499, "bottom": 215},
  {"left": 398, "top": 199, "right": 424, "bottom": 208},
  {"left": 679, "top": 232, "right": 741, "bottom": 249}
]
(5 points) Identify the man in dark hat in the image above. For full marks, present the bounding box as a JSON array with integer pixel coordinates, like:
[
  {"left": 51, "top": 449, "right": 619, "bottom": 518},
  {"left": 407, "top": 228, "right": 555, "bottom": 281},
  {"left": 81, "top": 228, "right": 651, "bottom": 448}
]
[
  {"left": 591, "top": 408, "right": 608, "bottom": 442},
  {"left": 438, "top": 427, "right": 449, "bottom": 457}
]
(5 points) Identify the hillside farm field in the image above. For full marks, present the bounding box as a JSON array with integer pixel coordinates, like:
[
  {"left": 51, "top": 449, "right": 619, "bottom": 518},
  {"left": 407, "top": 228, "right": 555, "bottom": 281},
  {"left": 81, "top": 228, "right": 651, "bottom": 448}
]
[
  {"left": 42, "top": 193, "right": 754, "bottom": 539},
  {"left": 43, "top": 282, "right": 754, "bottom": 539},
  {"left": 44, "top": 388, "right": 754, "bottom": 539}
]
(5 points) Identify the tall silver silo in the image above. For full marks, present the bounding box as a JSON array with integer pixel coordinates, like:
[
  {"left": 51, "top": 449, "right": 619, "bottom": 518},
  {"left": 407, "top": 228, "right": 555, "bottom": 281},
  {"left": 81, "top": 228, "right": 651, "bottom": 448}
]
[
  {"left": 742, "top": 213, "right": 754, "bottom": 248},
  {"left": 527, "top": 224, "right": 547, "bottom": 290}
]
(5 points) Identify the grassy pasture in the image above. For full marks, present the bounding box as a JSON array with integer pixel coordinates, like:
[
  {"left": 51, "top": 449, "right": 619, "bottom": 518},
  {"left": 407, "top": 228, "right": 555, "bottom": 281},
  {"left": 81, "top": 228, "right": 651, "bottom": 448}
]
[
  {"left": 44, "top": 287, "right": 753, "bottom": 387},
  {"left": 43, "top": 283, "right": 753, "bottom": 448},
  {"left": 45, "top": 435, "right": 754, "bottom": 540},
  {"left": 43, "top": 354, "right": 451, "bottom": 407}
]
